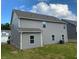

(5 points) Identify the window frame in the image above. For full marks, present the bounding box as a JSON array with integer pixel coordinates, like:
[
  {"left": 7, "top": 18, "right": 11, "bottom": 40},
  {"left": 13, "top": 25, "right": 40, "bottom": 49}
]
[
  {"left": 43, "top": 24, "right": 46, "bottom": 28},
  {"left": 30, "top": 35, "right": 34, "bottom": 44},
  {"left": 62, "top": 35, "right": 64, "bottom": 40},
  {"left": 42, "top": 22, "right": 46, "bottom": 28},
  {"left": 52, "top": 35, "right": 55, "bottom": 40}
]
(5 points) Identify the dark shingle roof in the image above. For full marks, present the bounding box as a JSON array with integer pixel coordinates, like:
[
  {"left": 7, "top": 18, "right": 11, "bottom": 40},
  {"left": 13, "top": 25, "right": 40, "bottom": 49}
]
[
  {"left": 13, "top": 9, "right": 65, "bottom": 24},
  {"left": 62, "top": 19, "right": 77, "bottom": 26}
]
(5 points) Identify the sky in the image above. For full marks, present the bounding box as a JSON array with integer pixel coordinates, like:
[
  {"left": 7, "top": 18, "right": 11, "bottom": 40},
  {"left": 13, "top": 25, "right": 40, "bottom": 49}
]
[{"left": 1, "top": 0, "right": 77, "bottom": 24}]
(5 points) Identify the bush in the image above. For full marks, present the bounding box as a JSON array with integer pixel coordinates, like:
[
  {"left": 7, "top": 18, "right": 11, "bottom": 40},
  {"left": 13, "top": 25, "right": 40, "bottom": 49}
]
[
  {"left": 7, "top": 40, "right": 10, "bottom": 44},
  {"left": 59, "top": 40, "right": 64, "bottom": 44}
]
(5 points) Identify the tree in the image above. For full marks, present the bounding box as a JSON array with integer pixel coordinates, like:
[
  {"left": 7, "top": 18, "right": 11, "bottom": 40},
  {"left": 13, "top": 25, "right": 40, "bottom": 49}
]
[{"left": 1, "top": 23, "right": 10, "bottom": 30}]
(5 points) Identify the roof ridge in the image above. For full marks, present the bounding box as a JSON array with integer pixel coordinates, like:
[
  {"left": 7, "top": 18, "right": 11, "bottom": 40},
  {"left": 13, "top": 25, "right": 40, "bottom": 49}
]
[
  {"left": 12, "top": 9, "right": 65, "bottom": 24},
  {"left": 13, "top": 9, "right": 59, "bottom": 19}
]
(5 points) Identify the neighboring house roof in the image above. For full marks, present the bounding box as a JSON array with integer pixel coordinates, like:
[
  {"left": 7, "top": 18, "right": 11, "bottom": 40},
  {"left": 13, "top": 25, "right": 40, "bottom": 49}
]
[
  {"left": 18, "top": 28, "right": 41, "bottom": 32},
  {"left": 62, "top": 19, "right": 77, "bottom": 26},
  {"left": 11, "top": 9, "right": 65, "bottom": 24}
]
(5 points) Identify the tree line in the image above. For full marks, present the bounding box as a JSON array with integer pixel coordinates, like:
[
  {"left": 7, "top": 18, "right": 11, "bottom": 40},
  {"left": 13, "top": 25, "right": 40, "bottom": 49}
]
[{"left": 1, "top": 23, "right": 10, "bottom": 30}]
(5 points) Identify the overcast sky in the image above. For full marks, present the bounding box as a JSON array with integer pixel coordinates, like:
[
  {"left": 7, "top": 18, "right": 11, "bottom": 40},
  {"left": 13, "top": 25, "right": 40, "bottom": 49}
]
[{"left": 1, "top": 0, "right": 77, "bottom": 24}]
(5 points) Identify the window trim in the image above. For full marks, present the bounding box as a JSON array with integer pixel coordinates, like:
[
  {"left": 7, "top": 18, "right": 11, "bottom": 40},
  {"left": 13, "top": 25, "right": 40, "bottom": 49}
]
[
  {"left": 62, "top": 35, "right": 64, "bottom": 40},
  {"left": 42, "top": 22, "right": 46, "bottom": 28},
  {"left": 43, "top": 24, "right": 46, "bottom": 28},
  {"left": 29, "top": 35, "right": 34, "bottom": 44},
  {"left": 52, "top": 35, "right": 55, "bottom": 40}
]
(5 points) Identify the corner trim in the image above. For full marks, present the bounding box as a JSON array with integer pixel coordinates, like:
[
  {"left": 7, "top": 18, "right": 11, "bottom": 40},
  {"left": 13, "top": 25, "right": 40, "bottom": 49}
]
[
  {"left": 20, "top": 32, "right": 22, "bottom": 49},
  {"left": 41, "top": 32, "right": 43, "bottom": 47}
]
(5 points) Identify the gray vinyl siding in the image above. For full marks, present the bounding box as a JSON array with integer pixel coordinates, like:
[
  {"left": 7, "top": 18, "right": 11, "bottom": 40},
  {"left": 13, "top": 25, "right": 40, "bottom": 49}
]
[
  {"left": 10, "top": 13, "right": 20, "bottom": 48},
  {"left": 22, "top": 32, "right": 41, "bottom": 49},
  {"left": 62, "top": 19, "right": 77, "bottom": 40},
  {"left": 20, "top": 19, "right": 68, "bottom": 45},
  {"left": 67, "top": 23, "right": 77, "bottom": 39},
  {"left": 10, "top": 10, "right": 68, "bottom": 50}
]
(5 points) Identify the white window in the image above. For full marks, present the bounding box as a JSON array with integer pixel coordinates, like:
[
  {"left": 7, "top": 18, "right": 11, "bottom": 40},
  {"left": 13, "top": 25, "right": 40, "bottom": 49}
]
[
  {"left": 52, "top": 35, "right": 55, "bottom": 40},
  {"left": 30, "top": 35, "right": 34, "bottom": 44},
  {"left": 42, "top": 22, "right": 46, "bottom": 28},
  {"left": 62, "top": 35, "right": 64, "bottom": 40}
]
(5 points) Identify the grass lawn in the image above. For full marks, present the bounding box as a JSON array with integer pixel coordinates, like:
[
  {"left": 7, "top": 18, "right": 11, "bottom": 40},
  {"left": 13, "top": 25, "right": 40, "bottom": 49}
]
[{"left": 1, "top": 43, "right": 77, "bottom": 59}]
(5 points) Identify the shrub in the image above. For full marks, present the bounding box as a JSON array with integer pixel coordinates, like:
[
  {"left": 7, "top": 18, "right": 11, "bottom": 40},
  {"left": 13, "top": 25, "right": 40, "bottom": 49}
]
[
  {"left": 59, "top": 40, "right": 64, "bottom": 44},
  {"left": 7, "top": 40, "right": 10, "bottom": 44}
]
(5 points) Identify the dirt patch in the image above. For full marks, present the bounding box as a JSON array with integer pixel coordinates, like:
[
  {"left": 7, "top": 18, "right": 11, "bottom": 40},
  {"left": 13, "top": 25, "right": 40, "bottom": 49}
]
[{"left": 11, "top": 51, "right": 18, "bottom": 54}]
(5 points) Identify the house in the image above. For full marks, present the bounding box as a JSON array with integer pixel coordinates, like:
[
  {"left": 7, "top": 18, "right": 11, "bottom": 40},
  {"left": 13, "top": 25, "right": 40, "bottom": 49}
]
[
  {"left": 1, "top": 30, "right": 11, "bottom": 44},
  {"left": 10, "top": 10, "right": 68, "bottom": 50},
  {"left": 62, "top": 19, "right": 77, "bottom": 39}
]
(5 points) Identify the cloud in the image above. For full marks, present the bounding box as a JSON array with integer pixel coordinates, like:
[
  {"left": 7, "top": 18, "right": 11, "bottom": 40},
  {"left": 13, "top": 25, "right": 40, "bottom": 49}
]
[
  {"left": 14, "top": 5, "right": 25, "bottom": 11},
  {"left": 31, "top": 2, "right": 77, "bottom": 20}
]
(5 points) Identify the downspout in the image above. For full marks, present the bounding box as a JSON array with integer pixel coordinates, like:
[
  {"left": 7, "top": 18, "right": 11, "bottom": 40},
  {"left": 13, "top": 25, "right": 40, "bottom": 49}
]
[
  {"left": 20, "top": 32, "right": 22, "bottom": 49},
  {"left": 41, "top": 32, "right": 43, "bottom": 47}
]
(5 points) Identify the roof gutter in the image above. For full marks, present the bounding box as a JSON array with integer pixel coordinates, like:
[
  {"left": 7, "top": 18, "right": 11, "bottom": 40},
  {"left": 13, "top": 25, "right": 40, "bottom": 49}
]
[{"left": 20, "top": 18, "right": 66, "bottom": 24}]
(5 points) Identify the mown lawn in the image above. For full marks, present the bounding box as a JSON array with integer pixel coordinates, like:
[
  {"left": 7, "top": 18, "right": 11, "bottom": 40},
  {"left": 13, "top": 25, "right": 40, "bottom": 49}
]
[{"left": 1, "top": 43, "right": 77, "bottom": 59}]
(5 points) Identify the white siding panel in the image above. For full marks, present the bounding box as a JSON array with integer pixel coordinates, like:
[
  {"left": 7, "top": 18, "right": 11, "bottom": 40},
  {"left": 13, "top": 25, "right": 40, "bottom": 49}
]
[
  {"left": 20, "top": 19, "right": 68, "bottom": 45},
  {"left": 22, "top": 32, "right": 41, "bottom": 49}
]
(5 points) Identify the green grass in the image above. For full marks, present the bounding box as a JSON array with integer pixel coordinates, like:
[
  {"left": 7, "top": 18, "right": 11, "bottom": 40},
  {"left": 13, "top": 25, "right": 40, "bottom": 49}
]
[{"left": 1, "top": 43, "right": 77, "bottom": 59}]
